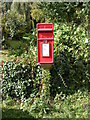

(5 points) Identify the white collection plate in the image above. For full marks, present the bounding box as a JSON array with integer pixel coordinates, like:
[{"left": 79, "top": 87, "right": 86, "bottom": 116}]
[{"left": 42, "top": 43, "right": 49, "bottom": 57}]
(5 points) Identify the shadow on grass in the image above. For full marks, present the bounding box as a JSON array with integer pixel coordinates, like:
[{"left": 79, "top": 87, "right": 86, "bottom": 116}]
[{"left": 2, "top": 108, "right": 34, "bottom": 120}]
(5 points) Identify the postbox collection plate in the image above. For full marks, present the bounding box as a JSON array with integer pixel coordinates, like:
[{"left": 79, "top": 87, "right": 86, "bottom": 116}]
[
  {"left": 42, "top": 43, "right": 49, "bottom": 57},
  {"left": 37, "top": 23, "right": 54, "bottom": 64}
]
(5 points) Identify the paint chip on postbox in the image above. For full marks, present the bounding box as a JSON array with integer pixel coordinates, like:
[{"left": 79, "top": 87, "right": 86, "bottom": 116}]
[{"left": 42, "top": 43, "right": 49, "bottom": 57}]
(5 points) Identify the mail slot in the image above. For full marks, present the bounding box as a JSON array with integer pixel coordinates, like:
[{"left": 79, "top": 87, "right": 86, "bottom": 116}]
[{"left": 37, "top": 23, "right": 54, "bottom": 64}]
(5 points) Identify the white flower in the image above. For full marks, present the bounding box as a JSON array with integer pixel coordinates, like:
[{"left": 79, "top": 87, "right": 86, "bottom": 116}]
[
  {"left": 82, "top": 8, "right": 84, "bottom": 11},
  {"left": 85, "top": 38, "right": 88, "bottom": 43},
  {"left": 22, "top": 64, "right": 25, "bottom": 68},
  {"left": 32, "top": 32, "right": 35, "bottom": 35}
]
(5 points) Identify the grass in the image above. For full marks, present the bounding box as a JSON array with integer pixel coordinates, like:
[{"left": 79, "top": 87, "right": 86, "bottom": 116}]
[
  {"left": 4, "top": 40, "right": 29, "bottom": 56},
  {"left": 1, "top": 99, "right": 34, "bottom": 119},
  {"left": 2, "top": 108, "right": 33, "bottom": 119},
  {"left": 0, "top": 50, "right": 9, "bottom": 81},
  {"left": 0, "top": 88, "right": 88, "bottom": 119},
  {"left": 0, "top": 50, "right": 9, "bottom": 62}
]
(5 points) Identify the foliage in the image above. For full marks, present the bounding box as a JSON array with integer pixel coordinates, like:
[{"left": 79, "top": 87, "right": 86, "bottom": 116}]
[
  {"left": 53, "top": 88, "right": 88, "bottom": 118},
  {"left": 2, "top": 58, "right": 42, "bottom": 101},
  {"left": 1, "top": 2, "right": 37, "bottom": 42},
  {"left": 2, "top": 97, "right": 33, "bottom": 119},
  {"left": 1, "top": 2, "right": 89, "bottom": 119},
  {"left": 4, "top": 40, "right": 27, "bottom": 56},
  {"left": 2, "top": 61, "right": 32, "bottom": 100},
  {"left": 31, "top": 3, "right": 45, "bottom": 22},
  {"left": 29, "top": 97, "right": 51, "bottom": 117},
  {"left": 23, "top": 28, "right": 37, "bottom": 47},
  {"left": 1, "top": 88, "right": 88, "bottom": 118},
  {"left": 38, "top": 2, "right": 88, "bottom": 24},
  {"left": 28, "top": 69, "right": 51, "bottom": 116},
  {"left": 3, "top": 28, "right": 37, "bottom": 56},
  {"left": 4, "top": 10, "right": 26, "bottom": 39},
  {"left": 50, "top": 23, "right": 88, "bottom": 96},
  {"left": 11, "top": 2, "right": 35, "bottom": 31}
]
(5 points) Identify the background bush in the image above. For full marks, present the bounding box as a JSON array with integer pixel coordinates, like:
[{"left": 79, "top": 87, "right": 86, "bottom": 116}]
[
  {"left": 2, "top": 59, "right": 42, "bottom": 101},
  {"left": 50, "top": 23, "right": 89, "bottom": 96},
  {"left": 4, "top": 10, "right": 26, "bottom": 39}
]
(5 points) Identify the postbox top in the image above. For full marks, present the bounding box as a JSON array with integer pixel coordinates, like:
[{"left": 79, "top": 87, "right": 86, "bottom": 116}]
[
  {"left": 37, "top": 23, "right": 54, "bottom": 29},
  {"left": 37, "top": 23, "right": 53, "bottom": 25}
]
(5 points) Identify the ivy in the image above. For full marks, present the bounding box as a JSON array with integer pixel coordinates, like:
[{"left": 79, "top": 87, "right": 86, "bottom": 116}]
[{"left": 2, "top": 60, "right": 42, "bottom": 101}]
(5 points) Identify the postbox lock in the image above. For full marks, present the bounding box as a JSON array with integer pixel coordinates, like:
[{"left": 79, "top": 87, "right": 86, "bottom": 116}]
[{"left": 44, "top": 39, "right": 47, "bottom": 43}]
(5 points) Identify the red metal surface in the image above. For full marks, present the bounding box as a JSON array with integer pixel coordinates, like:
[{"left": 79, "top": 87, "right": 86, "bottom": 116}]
[{"left": 37, "top": 23, "right": 54, "bottom": 64}]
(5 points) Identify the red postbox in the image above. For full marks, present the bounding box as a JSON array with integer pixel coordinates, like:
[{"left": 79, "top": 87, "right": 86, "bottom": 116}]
[{"left": 37, "top": 23, "right": 54, "bottom": 64}]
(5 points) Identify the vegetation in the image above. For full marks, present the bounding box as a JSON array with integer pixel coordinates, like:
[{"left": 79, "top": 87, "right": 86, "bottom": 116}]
[{"left": 0, "top": 2, "right": 89, "bottom": 119}]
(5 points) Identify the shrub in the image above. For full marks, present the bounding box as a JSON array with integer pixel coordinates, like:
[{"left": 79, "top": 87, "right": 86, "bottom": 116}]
[
  {"left": 5, "top": 10, "right": 26, "bottom": 39},
  {"left": 2, "top": 60, "right": 42, "bottom": 101},
  {"left": 50, "top": 23, "right": 88, "bottom": 96},
  {"left": 53, "top": 89, "right": 88, "bottom": 118}
]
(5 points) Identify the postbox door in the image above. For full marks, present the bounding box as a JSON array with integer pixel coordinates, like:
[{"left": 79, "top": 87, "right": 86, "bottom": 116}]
[{"left": 37, "top": 23, "right": 54, "bottom": 64}]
